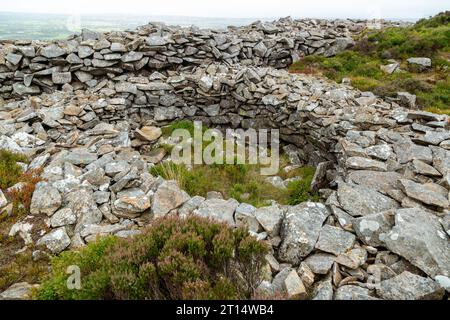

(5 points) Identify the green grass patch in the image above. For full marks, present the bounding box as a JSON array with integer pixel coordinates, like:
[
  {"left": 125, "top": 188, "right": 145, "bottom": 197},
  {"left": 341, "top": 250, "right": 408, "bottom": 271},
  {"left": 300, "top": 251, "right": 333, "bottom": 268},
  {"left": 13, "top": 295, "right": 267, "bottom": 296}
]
[
  {"left": 35, "top": 216, "right": 268, "bottom": 300},
  {"left": 150, "top": 160, "right": 319, "bottom": 208}
]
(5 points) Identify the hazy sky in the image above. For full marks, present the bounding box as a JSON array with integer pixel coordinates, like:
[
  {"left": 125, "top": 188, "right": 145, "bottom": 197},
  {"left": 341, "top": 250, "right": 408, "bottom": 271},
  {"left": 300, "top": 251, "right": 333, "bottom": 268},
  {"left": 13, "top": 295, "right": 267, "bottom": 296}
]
[{"left": 0, "top": 0, "right": 447, "bottom": 19}]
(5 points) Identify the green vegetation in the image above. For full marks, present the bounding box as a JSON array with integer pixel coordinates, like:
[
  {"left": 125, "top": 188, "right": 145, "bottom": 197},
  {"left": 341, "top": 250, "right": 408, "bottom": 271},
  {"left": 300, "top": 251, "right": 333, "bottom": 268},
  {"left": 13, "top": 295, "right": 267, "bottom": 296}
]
[
  {"left": 154, "top": 121, "right": 320, "bottom": 207},
  {"left": 0, "top": 149, "right": 47, "bottom": 292},
  {"left": 36, "top": 216, "right": 268, "bottom": 300},
  {"left": 290, "top": 11, "right": 450, "bottom": 114},
  {"left": 151, "top": 159, "right": 319, "bottom": 207}
]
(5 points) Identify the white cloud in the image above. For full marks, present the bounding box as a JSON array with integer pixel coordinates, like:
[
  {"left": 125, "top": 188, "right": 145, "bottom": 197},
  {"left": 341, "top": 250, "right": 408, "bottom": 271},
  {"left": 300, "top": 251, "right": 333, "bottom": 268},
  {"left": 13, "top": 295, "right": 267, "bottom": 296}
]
[{"left": 0, "top": 0, "right": 447, "bottom": 19}]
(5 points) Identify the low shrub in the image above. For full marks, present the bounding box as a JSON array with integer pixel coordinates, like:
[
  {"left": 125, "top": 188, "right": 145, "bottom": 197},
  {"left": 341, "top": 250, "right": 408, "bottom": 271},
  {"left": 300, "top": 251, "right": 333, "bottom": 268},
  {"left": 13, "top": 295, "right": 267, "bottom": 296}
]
[{"left": 36, "top": 216, "right": 269, "bottom": 300}]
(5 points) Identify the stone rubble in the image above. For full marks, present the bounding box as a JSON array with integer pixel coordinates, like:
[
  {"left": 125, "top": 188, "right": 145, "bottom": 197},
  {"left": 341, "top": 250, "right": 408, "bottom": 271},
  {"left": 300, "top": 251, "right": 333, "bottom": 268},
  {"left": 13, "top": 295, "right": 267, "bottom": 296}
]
[{"left": 0, "top": 18, "right": 448, "bottom": 300}]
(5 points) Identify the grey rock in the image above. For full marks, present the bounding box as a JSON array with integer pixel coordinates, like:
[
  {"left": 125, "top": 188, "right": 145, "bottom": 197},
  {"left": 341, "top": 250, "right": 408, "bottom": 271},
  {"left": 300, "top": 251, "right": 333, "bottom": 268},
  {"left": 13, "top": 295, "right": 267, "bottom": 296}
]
[
  {"left": 113, "top": 188, "right": 151, "bottom": 218},
  {"left": 337, "top": 183, "right": 399, "bottom": 217},
  {"left": 304, "top": 253, "right": 336, "bottom": 274},
  {"left": 235, "top": 203, "right": 261, "bottom": 233},
  {"left": 377, "top": 271, "right": 444, "bottom": 300},
  {"left": 315, "top": 224, "right": 355, "bottom": 255},
  {"left": 353, "top": 210, "right": 395, "bottom": 247},
  {"left": 30, "top": 183, "right": 62, "bottom": 216},
  {"left": 399, "top": 179, "right": 449, "bottom": 208},
  {"left": 335, "top": 285, "right": 377, "bottom": 300},
  {"left": 37, "top": 227, "right": 71, "bottom": 254},
  {"left": 152, "top": 180, "right": 190, "bottom": 217},
  {"left": 279, "top": 202, "right": 329, "bottom": 264},
  {"left": 384, "top": 208, "right": 450, "bottom": 277},
  {"left": 346, "top": 157, "right": 387, "bottom": 171},
  {"left": 50, "top": 208, "right": 77, "bottom": 227},
  {"left": 40, "top": 44, "right": 66, "bottom": 58},
  {"left": 0, "top": 282, "right": 37, "bottom": 300},
  {"left": 254, "top": 204, "right": 284, "bottom": 237},
  {"left": 194, "top": 198, "right": 239, "bottom": 226}
]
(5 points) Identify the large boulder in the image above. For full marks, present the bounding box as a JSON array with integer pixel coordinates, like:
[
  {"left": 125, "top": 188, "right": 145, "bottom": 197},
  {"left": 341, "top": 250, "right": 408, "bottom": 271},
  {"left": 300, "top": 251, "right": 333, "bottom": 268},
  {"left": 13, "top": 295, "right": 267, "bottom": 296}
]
[
  {"left": 384, "top": 208, "right": 450, "bottom": 278},
  {"left": 279, "top": 202, "right": 329, "bottom": 264}
]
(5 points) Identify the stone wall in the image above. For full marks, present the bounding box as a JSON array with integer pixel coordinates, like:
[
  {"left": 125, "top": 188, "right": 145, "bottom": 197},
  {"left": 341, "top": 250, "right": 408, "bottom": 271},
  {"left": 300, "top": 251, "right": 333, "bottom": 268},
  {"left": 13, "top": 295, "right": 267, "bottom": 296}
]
[
  {"left": 1, "top": 17, "right": 408, "bottom": 99},
  {"left": 1, "top": 18, "right": 449, "bottom": 300}
]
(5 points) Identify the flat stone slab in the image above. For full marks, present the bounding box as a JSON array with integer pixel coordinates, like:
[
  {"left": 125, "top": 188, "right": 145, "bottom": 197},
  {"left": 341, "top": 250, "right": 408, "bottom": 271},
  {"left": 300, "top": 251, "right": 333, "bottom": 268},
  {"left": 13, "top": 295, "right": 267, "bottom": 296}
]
[
  {"left": 337, "top": 183, "right": 399, "bottom": 217},
  {"left": 377, "top": 271, "right": 444, "bottom": 300},
  {"left": 279, "top": 202, "right": 329, "bottom": 264},
  {"left": 399, "top": 179, "right": 449, "bottom": 208},
  {"left": 384, "top": 208, "right": 450, "bottom": 278},
  {"left": 315, "top": 224, "right": 355, "bottom": 255}
]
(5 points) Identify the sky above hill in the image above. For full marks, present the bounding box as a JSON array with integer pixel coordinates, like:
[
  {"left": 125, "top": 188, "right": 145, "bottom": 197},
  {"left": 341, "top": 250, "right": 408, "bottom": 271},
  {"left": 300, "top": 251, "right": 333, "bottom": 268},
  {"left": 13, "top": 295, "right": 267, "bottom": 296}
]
[{"left": 0, "top": 0, "right": 446, "bottom": 19}]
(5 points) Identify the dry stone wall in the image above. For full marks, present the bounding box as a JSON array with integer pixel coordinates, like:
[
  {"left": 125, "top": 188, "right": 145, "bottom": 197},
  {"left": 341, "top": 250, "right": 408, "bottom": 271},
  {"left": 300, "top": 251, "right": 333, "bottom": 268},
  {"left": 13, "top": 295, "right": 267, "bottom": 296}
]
[
  {"left": 0, "top": 18, "right": 449, "bottom": 300},
  {"left": 1, "top": 17, "right": 408, "bottom": 99}
]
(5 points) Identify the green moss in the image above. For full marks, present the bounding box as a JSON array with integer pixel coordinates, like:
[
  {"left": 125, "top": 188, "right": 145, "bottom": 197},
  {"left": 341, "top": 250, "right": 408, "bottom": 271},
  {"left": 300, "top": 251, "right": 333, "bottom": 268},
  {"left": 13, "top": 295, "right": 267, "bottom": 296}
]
[{"left": 36, "top": 216, "right": 268, "bottom": 300}]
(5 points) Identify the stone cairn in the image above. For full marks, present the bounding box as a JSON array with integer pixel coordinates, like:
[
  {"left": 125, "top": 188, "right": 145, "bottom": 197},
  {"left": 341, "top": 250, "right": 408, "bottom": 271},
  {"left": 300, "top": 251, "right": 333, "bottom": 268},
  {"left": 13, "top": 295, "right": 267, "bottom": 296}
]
[{"left": 0, "top": 17, "right": 449, "bottom": 300}]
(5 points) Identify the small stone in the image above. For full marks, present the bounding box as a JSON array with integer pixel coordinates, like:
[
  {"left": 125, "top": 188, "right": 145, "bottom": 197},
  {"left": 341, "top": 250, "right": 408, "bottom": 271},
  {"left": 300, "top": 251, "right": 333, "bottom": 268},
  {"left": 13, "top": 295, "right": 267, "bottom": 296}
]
[
  {"left": 336, "top": 248, "right": 367, "bottom": 269},
  {"left": 194, "top": 198, "right": 239, "bottom": 226},
  {"left": 50, "top": 208, "right": 76, "bottom": 227},
  {"left": 284, "top": 270, "right": 307, "bottom": 300},
  {"left": 235, "top": 203, "right": 261, "bottom": 233},
  {"left": 0, "top": 282, "right": 37, "bottom": 300},
  {"left": 135, "top": 126, "right": 162, "bottom": 142},
  {"left": 335, "top": 285, "right": 377, "bottom": 300},
  {"left": 254, "top": 204, "right": 284, "bottom": 237},
  {"left": 30, "top": 183, "right": 62, "bottom": 216},
  {"left": 36, "top": 227, "right": 71, "bottom": 254},
  {"left": 315, "top": 225, "right": 355, "bottom": 255},
  {"left": 114, "top": 188, "right": 151, "bottom": 218},
  {"left": 152, "top": 180, "right": 190, "bottom": 218},
  {"left": 279, "top": 202, "right": 329, "bottom": 264},
  {"left": 346, "top": 156, "right": 387, "bottom": 171},
  {"left": 303, "top": 253, "right": 336, "bottom": 275}
]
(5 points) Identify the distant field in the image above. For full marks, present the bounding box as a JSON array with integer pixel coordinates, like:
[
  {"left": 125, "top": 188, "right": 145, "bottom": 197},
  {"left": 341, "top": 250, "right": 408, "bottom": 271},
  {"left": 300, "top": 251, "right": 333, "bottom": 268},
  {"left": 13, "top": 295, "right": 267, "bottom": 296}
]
[{"left": 0, "top": 12, "right": 258, "bottom": 40}]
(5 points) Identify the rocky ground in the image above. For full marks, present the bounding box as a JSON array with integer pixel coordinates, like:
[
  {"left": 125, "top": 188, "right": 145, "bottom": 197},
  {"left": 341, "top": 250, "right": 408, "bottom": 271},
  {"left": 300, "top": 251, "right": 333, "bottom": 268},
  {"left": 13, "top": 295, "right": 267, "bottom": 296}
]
[{"left": 0, "top": 17, "right": 449, "bottom": 300}]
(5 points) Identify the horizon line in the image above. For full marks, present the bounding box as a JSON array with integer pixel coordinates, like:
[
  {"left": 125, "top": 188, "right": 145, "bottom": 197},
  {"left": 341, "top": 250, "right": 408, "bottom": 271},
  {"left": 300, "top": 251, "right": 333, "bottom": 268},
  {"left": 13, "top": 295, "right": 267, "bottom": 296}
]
[{"left": 0, "top": 10, "right": 425, "bottom": 21}]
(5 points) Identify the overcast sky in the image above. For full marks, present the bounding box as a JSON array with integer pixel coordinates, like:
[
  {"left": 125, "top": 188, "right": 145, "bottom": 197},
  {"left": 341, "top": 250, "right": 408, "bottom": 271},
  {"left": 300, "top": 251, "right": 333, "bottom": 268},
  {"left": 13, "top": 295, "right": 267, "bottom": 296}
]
[{"left": 0, "top": 0, "right": 447, "bottom": 19}]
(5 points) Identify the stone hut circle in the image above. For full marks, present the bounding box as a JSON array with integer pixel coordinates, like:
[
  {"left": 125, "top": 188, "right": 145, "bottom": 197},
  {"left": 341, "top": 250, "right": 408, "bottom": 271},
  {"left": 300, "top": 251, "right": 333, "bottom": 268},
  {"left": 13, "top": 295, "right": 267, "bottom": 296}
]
[{"left": 0, "top": 17, "right": 449, "bottom": 300}]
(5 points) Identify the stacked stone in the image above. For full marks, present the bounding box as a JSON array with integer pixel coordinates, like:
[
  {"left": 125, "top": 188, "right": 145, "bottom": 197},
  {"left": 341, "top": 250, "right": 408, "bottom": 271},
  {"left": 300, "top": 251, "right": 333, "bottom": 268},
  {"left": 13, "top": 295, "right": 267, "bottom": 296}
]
[
  {"left": 1, "top": 60, "right": 449, "bottom": 299},
  {"left": 0, "top": 17, "right": 411, "bottom": 99}
]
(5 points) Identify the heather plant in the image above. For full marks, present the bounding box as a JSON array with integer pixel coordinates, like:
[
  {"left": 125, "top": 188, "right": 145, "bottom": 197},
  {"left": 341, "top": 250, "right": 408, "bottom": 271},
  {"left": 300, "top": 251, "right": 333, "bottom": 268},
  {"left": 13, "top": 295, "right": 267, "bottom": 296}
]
[{"left": 36, "top": 216, "right": 269, "bottom": 300}]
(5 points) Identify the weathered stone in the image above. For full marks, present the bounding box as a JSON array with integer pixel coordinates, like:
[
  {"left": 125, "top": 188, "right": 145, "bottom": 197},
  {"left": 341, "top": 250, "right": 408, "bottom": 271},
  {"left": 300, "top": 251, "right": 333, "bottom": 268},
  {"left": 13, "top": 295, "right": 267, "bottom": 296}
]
[
  {"left": 152, "top": 180, "right": 189, "bottom": 217},
  {"left": 135, "top": 126, "right": 162, "bottom": 142},
  {"left": 40, "top": 44, "right": 66, "bottom": 58},
  {"left": 0, "top": 282, "right": 37, "bottom": 300},
  {"left": 194, "top": 198, "right": 239, "bottom": 226},
  {"left": 315, "top": 224, "right": 355, "bottom": 255},
  {"left": 254, "top": 205, "right": 284, "bottom": 236},
  {"left": 30, "top": 183, "right": 62, "bottom": 216},
  {"left": 235, "top": 203, "right": 261, "bottom": 233},
  {"left": 337, "top": 183, "right": 399, "bottom": 217},
  {"left": 399, "top": 179, "right": 449, "bottom": 208},
  {"left": 346, "top": 157, "right": 387, "bottom": 171},
  {"left": 334, "top": 285, "right": 377, "bottom": 300},
  {"left": 384, "top": 208, "right": 450, "bottom": 277},
  {"left": 336, "top": 248, "right": 367, "bottom": 269},
  {"left": 114, "top": 188, "right": 151, "bottom": 217},
  {"left": 304, "top": 253, "right": 336, "bottom": 275},
  {"left": 279, "top": 202, "right": 329, "bottom": 264},
  {"left": 353, "top": 210, "right": 395, "bottom": 247},
  {"left": 377, "top": 271, "right": 444, "bottom": 300},
  {"left": 50, "top": 208, "right": 76, "bottom": 227},
  {"left": 284, "top": 270, "right": 307, "bottom": 300},
  {"left": 36, "top": 227, "right": 71, "bottom": 254}
]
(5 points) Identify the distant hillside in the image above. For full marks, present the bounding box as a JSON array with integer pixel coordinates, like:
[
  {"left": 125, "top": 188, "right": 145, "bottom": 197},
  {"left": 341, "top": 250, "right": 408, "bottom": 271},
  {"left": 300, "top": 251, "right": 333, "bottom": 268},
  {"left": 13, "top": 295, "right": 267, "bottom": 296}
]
[{"left": 290, "top": 11, "right": 450, "bottom": 114}]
